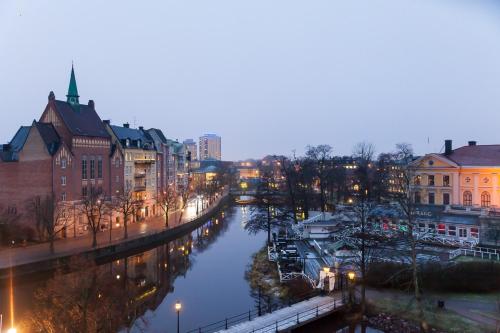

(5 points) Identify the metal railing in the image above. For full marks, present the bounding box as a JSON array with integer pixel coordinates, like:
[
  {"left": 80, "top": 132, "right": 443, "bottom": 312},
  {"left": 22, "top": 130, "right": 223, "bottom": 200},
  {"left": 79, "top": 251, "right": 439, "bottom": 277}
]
[
  {"left": 250, "top": 297, "right": 343, "bottom": 333},
  {"left": 185, "top": 290, "right": 320, "bottom": 333},
  {"left": 449, "top": 247, "right": 500, "bottom": 261}
]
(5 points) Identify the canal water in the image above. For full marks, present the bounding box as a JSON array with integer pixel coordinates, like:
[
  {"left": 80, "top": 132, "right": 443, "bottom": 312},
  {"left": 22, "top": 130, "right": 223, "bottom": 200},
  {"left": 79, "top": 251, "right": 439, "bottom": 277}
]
[
  {"left": 0, "top": 205, "right": 267, "bottom": 333},
  {"left": 129, "top": 205, "right": 266, "bottom": 333}
]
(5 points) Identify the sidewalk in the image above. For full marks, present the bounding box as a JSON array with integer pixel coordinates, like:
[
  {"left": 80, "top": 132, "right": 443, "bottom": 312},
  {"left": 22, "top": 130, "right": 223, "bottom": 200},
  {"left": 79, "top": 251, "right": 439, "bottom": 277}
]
[{"left": 0, "top": 193, "right": 228, "bottom": 269}]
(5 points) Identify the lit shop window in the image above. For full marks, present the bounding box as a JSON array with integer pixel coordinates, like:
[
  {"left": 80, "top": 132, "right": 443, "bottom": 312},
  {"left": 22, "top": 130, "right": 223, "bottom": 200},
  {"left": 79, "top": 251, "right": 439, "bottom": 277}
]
[
  {"left": 438, "top": 224, "right": 446, "bottom": 235},
  {"left": 470, "top": 228, "right": 479, "bottom": 238}
]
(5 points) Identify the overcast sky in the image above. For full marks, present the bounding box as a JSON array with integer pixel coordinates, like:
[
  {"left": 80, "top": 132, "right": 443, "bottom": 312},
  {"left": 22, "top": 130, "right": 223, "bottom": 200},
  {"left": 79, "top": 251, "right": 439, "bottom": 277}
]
[{"left": 1, "top": 0, "right": 500, "bottom": 161}]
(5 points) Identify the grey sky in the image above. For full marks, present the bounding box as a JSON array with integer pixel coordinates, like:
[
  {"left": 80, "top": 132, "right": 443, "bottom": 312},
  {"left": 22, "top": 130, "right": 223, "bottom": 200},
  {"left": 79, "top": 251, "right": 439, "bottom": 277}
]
[{"left": 1, "top": 0, "right": 500, "bottom": 160}]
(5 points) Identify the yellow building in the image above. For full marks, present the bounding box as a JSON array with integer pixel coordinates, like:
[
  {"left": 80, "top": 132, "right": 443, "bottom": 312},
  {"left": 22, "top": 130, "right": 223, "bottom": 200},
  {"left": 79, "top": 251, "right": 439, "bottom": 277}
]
[{"left": 412, "top": 140, "right": 500, "bottom": 208}]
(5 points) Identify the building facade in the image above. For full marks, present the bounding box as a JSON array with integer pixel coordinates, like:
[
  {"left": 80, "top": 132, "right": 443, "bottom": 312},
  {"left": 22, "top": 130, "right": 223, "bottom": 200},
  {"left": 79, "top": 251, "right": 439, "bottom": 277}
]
[
  {"left": 183, "top": 139, "right": 197, "bottom": 161},
  {"left": 199, "top": 134, "right": 221, "bottom": 161}
]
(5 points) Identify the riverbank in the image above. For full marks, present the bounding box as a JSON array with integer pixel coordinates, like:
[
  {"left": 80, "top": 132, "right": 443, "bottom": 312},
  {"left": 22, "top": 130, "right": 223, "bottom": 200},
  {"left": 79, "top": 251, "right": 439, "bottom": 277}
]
[{"left": 0, "top": 192, "right": 230, "bottom": 279}]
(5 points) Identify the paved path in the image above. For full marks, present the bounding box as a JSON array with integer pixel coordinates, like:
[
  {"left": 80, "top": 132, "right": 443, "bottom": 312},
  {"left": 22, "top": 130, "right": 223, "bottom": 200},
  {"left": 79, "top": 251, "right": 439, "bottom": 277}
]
[
  {"left": 217, "top": 295, "right": 344, "bottom": 333},
  {"left": 0, "top": 194, "right": 227, "bottom": 269}
]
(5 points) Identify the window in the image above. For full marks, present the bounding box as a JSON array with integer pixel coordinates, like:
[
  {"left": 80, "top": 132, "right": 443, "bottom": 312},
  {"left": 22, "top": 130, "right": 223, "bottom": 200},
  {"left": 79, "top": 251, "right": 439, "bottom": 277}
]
[
  {"left": 438, "top": 223, "right": 446, "bottom": 235},
  {"left": 97, "top": 157, "right": 103, "bottom": 178},
  {"left": 90, "top": 159, "right": 95, "bottom": 179},
  {"left": 414, "top": 175, "right": 421, "bottom": 185},
  {"left": 82, "top": 159, "right": 87, "bottom": 180},
  {"left": 61, "top": 159, "right": 67, "bottom": 169},
  {"left": 82, "top": 186, "right": 88, "bottom": 197},
  {"left": 414, "top": 191, "right": 421, "bottom": 204},
  {"left": 443, "top": 193, "right": 450, "bottom": 205},
  {"left": 62, "top": 192, "right": 67, "bottom": 201},
  {"left": 443, "top": 175, "right": 450, "bottom": 187},
  {"left": 428, "top": 193, "right": 435, "bottom": 205},
  {"left": 61, "top": 176, "right": 66, "bottom": 186},
  {"left": 470, "top": 227, "right": 479, "bottom": 238},
  {"left": 463, "top": 191, "right": 472, "bottom": 206},
  {"left": 418, "top": 223, "right": 426, "bottom": 233},
  {"left": 116, "top": 176, "right": 120, "bottom": 183},
  {"left": 448, "top": 225, "right": 456, "bottom": 236},
  {"left": 428, "top": 175, "right": 435, "bottom": 186},
  {"left": 459, "top": 228, "right": 467, "bottom": 238},
  {"left": 481, "top": 191, "right": 491, "bottom": 207},
  {"left": 428, "top": 224, "right": 436, "bottom": 233}
]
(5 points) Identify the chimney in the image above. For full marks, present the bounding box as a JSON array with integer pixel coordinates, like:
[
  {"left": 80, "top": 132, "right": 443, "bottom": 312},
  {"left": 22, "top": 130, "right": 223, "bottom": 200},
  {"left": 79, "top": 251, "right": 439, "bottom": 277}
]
[
  {"left": 468, "top": 141, "right": 477, "bottom": 146},
  {"left": 123, "top": 123, "right": 130, "bottom": 128},
  {"left": 48, "top": 91, "right": 55, "bottom": 101},
  {"left": 2, "top": 144, "right": 11, "bottom": 151},
  {"left": 88, "top": 100, "right": 95, "bottom": 110},
  {"left": 103, "top": 120, "right": 110, "bottom": 125},
  {"left": 139, "top": 126, "right": 144, "bottom": 131},
  {"left": 444, "top": 140, "right": 452, "bottom": 155}
]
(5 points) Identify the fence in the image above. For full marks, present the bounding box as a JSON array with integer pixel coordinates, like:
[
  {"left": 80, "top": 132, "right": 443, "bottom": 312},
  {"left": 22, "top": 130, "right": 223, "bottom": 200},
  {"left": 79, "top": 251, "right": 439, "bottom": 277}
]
[
  {"left": 449, "top": 247, "right": 500, "bottom": 261},
  {"left": 185, "top": 290, "right": 321, "bottom": 333},
  {"left": 250, "top": 297, "right": 343, "bottom": 333}
]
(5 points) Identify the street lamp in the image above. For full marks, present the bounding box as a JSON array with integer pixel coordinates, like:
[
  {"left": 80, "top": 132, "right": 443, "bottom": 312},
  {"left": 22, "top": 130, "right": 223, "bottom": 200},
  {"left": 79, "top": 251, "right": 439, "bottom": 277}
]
[
  {"left": 175, "top": 300, "right": 182, "bottom": 333},
  {"left": 347, "top": 271, "right": 356, "bottom": 306}
]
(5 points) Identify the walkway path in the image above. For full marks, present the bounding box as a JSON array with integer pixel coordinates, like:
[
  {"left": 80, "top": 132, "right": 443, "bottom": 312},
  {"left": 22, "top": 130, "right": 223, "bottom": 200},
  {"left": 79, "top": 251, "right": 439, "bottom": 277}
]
[
  {"left": 217, "top": 295, "right": 344, "bottom": 333},
  {"left": 0, "top": 193, "right": 227, "bottom": 269}
]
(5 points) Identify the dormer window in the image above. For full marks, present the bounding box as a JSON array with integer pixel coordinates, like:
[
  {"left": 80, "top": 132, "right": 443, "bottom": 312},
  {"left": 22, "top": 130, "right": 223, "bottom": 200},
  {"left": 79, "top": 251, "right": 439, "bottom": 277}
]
[
  {"left": 137, "top": 140, "right": 141, "bottom": 148},
  {"left": 126, "top": 139, "right": 130, "bottom": 147}
]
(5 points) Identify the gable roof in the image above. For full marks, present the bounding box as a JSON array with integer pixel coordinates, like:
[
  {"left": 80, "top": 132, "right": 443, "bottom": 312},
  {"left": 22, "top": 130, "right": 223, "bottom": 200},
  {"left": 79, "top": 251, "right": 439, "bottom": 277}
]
[
  {"left": 34, "top": 122, "right": 60, "bottom": 155},
  {"left": 0, "top": 126, "right": 31, "bottom": 161},
  {"left": 110, "top": 125, "right": 155, "bottom": 150},
  {"left": 443, "top": 145, "right": 500, "bottom": 167},
  {"left": 52, "top": 100, "right": 110, "bottom": 138},
  {"left": 148, "top": 128, "right": 167, "bottom": 144}
]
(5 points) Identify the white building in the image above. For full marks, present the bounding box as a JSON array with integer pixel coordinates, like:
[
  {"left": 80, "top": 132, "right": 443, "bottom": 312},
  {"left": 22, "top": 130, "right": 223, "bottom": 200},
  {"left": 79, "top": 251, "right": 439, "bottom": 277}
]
[{"left": 199, "top": 134, "right": 221, "bottom": 161}]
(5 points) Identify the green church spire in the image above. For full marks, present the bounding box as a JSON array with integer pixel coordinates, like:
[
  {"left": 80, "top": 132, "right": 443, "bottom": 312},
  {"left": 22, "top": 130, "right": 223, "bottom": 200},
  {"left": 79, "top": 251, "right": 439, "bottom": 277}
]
[{"left": 66, "top": 64, "right": 80, "bottom": 105}]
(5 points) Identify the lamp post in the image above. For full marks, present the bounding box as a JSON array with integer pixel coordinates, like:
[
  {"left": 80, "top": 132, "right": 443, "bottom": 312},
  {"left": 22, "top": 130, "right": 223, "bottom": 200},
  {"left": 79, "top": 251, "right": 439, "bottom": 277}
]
[
  {"left": 347, "top": 271, "right": 356, "bottom": 306},
  {"left": 175, "top": 300, "right": 182, "bottom": 333}
]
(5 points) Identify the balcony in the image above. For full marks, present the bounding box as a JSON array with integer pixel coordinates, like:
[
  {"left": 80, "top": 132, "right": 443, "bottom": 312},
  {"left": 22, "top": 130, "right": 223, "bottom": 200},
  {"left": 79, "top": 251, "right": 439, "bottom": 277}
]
[
  {"left": 134, "top": 158, "right": 155, "bottom": 164},
  {"left": 134, "top": 172, "right": 146, "bottom": 178},
  {"left": 134, "top": 183, "right": 146, "bottom": 191}
]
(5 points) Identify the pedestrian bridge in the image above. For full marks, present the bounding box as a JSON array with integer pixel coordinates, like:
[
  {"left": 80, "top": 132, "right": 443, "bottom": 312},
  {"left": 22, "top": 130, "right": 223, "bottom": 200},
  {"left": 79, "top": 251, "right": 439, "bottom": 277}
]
[{"left": 215, "top": 294, "right": 344, "bottom": 333}]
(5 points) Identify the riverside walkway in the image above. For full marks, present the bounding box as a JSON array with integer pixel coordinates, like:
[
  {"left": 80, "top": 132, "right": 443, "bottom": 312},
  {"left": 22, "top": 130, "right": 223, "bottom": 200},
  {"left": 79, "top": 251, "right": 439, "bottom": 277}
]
[
  {"left": 215, "top": 294, "right": 344, "bottom": 333},
  {"left": 0, "top": 193, "right": 228, "bottom": 270}
]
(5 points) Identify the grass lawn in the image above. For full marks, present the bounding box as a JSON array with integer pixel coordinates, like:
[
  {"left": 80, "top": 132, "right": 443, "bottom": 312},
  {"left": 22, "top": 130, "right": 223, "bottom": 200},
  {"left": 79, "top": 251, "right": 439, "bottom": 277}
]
[{"left": 368, "top": 295, "right": 492, "bottom": 333}]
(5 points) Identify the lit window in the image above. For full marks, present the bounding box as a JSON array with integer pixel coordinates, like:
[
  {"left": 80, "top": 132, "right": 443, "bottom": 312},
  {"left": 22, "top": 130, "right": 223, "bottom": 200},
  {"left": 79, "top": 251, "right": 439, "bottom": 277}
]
[
  {"left": 470, "top": 227, "right": 479, "bottom": 238},
  {"left": 61, "top": 176, "right": 66, "bottom": 186},
  {"left": 61, "top": 159, "right": 67, "bottom": 169},
  {"left": 481, "top": 191, "right": 491, "bottom": 207},
  {"left": 463, "top": 191, "right": 472, "bottom": 206},
  {"left": 438, "top": 223, "right": 446, "bottom": 235}
]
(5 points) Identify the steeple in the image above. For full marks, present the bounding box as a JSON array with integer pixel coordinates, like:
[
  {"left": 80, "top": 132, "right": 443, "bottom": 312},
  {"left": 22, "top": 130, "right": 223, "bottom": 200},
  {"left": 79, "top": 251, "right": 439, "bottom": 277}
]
[{"left": 66, "top": 64, "right": 80, "bottom": 105}]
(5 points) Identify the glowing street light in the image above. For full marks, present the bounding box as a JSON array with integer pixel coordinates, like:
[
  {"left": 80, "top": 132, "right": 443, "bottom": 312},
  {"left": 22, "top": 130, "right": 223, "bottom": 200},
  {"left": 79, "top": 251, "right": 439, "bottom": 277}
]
[
  {"left": 323, "top": 267, "right": 330, "bottom": 274},
  {"left": 175, "top": 300, "right": 182, "bottom": 333},
  {"left": 348, "top": 271, "right": 356, "bottom": 281},
  {"left": 7, "top": 328, "right": 17, "bottom": 333}
]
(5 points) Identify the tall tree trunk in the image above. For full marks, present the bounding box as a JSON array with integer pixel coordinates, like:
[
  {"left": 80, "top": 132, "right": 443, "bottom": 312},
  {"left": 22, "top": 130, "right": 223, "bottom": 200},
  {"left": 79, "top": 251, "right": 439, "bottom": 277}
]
[
  {"left": 124, "top": 214, "right": 128, "bottom": 239},
  {"left": 267, "top": 203, "right": 271, "bottom": 245},
  {"left": 360, "top": 204, "right": 366, "bottom": 316},
  {"left": 49, "top": 235, "right": 55, "bottom": 254},
  {"left": 92, "top": 231, "right": 97, "bottom": 248},
  {"left": 410, "top": 226, "right": 426, "bottom": 332}
]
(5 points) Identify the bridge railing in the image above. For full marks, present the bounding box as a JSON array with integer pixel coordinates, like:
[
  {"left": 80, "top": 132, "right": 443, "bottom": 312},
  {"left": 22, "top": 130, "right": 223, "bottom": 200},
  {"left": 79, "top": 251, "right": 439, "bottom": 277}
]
[
  {"left": 254, "top": 297, "right": 343, "bottom": 333},
  {"left": 184, "top": 290, "right": 320, "bottom": 333}
]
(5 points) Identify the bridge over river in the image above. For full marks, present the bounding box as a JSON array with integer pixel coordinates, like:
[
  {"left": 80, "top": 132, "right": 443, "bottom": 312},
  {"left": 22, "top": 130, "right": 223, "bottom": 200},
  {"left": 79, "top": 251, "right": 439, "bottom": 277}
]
[{"left": 216, "top": 294, "right": 344, "bottom": 333}]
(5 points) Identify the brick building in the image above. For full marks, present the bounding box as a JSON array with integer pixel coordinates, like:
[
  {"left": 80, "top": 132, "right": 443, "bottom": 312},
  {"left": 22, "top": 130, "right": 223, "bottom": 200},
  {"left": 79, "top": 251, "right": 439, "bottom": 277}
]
[{"left": 0, "top": 66, "right": 116, "bottom": 237}]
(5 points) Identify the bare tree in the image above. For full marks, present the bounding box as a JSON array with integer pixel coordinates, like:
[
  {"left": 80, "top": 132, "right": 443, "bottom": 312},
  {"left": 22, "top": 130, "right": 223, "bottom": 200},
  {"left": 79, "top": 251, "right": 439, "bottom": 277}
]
[
  {"left": 114, "top": 190, "right": 142, "bottom": 239},
  {"left": 26, "top": 194, "right": 70, "bottom": 253},
  {"left": 245, "top": 167, "right": 290, "bottom": 245},
  {"left": 351, "top": 142, "right": 377, "bottom": 316},
  {"left": 306, "top": 145, "right": 333, "bottom": 212},
  {"left": 177, "top": 176, "right": 193, "bottom": 224},
  {"left": 390, "top": 142, "right": 428, "bottom": 332},
  {"left": 0, "top": 205, "right": 21, "bottom": 245},
  {"left": 277, "top": 155, "right": 300, "bottom": 223},
  {"left": 81, "top": 193, "right": 108, "bottom": 248},
  {"left": 158, "top": 185, "right": 178, "bottom": 228}
]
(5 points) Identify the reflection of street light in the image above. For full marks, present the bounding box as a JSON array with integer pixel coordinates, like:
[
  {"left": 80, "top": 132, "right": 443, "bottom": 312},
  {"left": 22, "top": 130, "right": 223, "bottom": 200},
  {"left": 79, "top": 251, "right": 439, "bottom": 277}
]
[
  {"left": 175, "top": 301, "right": 182, "bottom": 333},
  {"left": 7, "top": 328, "right": 17, "bottom": 333}
]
